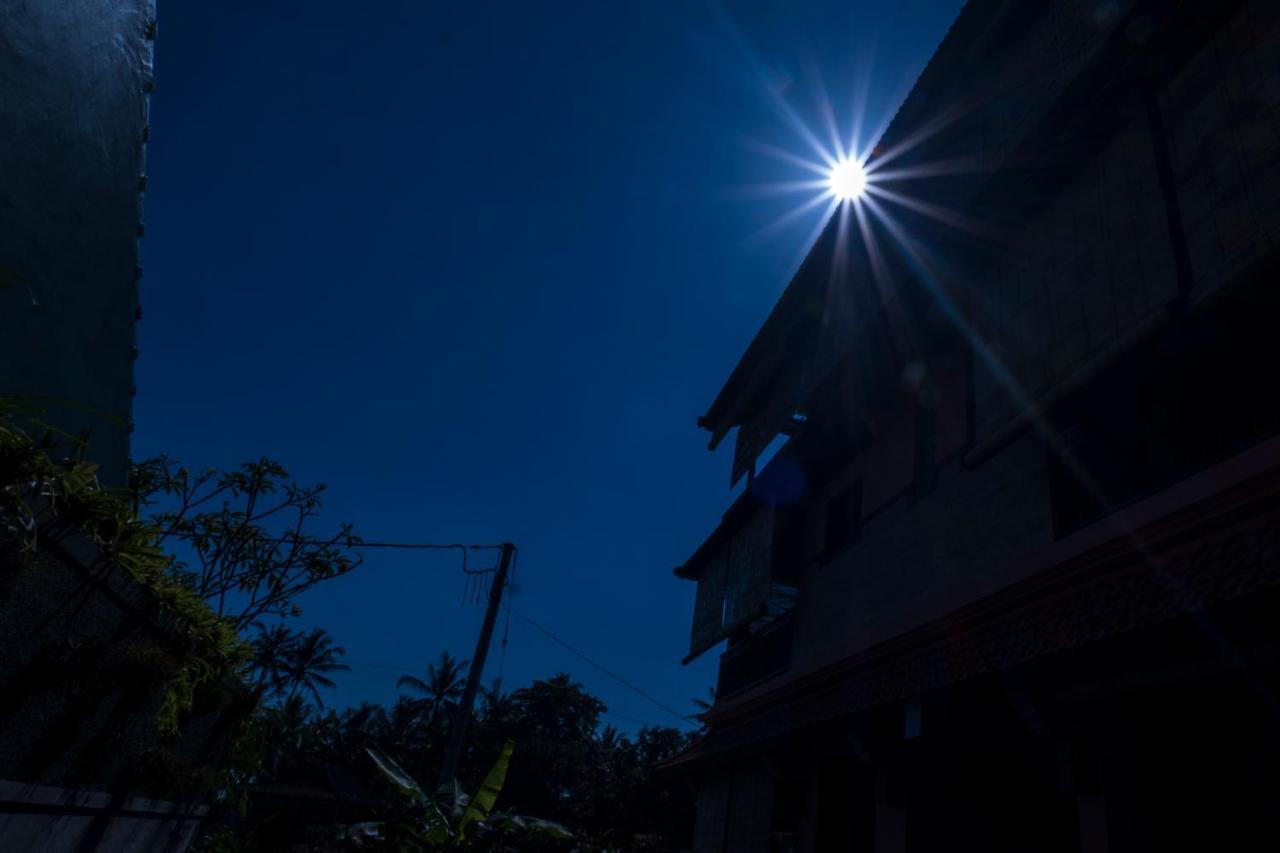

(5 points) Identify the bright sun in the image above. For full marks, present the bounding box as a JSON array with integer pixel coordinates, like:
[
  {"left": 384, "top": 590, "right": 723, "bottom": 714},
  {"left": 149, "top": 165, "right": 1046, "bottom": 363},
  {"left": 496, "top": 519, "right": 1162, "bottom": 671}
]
[{"left": 828, "top": 158, "right": 867, "bottom": 201}]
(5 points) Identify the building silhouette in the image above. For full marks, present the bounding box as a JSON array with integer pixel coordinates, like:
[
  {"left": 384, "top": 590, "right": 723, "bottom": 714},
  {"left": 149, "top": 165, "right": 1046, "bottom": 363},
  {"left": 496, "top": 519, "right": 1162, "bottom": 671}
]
[
  {"left": 669, "top": 1, "right": 1280, "bottom": 850},
  {"left": 0, "top": 0, "right": 152, "bottom": 485},
  {"left": 0, "top": 5, "right": 231, "bottom": 850}
]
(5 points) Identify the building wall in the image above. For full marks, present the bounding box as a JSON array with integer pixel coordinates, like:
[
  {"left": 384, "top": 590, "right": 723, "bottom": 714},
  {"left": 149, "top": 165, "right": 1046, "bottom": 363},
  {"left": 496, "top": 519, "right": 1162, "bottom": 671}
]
[
  {"left": 0, "top": 500, "right": 246, "bottom": 853},
  {"left": 1161, "top": 1, "right": 1280, "bottom": 305},
  {"left": 693, "top": 765, "right": 777, "bottom": 853},
  {"left": 687, "top": 2, "right": 1280, "bottom": 850},
  {"left": 0, "top": 521, "right": 244, "bottom": 794},
  {"left": 965, "top": 0, "right": 1280, "bottom": 448},
  {"left": 969, "top": 102, "right": 1179, "bottom": 447},
  {"left": 792, "top": 432, "right": 1053, "bottom": 676},
  {"left": 691, "top": 772, "right": 731, "bottom": 853},
  {"left": 0, "top": 780, "right": 206, "bottom": 853},
  {"left": 0, "top": 0, "right": 154, "bottom": 485},
  {"left": 882, "top": 0, "right": 1134, "bottom": 207},
  {"left": 792, "top": 0, "right": 1280, "bottom": 677}
]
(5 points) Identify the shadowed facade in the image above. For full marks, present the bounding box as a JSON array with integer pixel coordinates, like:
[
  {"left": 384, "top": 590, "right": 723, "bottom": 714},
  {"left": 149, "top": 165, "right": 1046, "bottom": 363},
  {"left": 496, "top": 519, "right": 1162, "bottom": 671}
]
[
  {"left": 0, "top": 0, "right": 153, "bottom": 485},
  {"left": 669, "top": 1, "right": 1280, "bottom": 850}
]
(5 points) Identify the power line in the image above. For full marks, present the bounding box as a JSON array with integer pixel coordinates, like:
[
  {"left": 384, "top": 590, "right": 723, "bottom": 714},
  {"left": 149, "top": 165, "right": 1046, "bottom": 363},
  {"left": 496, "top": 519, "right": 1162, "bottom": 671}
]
[
  {"left": 507, "top": 606, "right": 696, "bottom": 729},
  {"left": 182, "top": 524, "right": 695, "bottom": 730},
  {"left": 345, "top": 612, "right": 701, "bottom": 732},
  {"left": 354, "top": 541, "right": 504, "bottom": 552},
  {"left": 343, "top": 659, "right": 423, "bottom": 673}
]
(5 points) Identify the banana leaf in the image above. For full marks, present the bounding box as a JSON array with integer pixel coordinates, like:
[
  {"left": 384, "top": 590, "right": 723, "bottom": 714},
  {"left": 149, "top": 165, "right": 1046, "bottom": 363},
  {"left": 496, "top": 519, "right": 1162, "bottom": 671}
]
[
  {"left": 366, "top": 747, "right": 425, "bottom": 802},
  {"left": 458, "top": 739, "right": 514, "bottom": 838}
]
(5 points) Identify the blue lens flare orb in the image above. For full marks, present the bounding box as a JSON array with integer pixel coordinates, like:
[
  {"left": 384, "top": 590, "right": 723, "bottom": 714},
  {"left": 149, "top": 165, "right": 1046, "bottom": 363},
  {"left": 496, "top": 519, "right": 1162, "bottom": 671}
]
[{"left": 828, "top": 157, "right": 867, "bottom": 201}]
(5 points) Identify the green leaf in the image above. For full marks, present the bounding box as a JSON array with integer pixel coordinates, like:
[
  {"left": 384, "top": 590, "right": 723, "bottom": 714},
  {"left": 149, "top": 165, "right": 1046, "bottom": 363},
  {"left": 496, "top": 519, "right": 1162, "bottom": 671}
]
[
  {"left": 435, "top": 778, "right": 467, "bottom": 820},
  {"left": 458, "top": 739, "right": 513, "bottom": 839},
  {"left": 422, "top": 800, "right": 452, "bottom": 845},
  {"left": 488, "top": 814, "right": 574, "bottom": 839},
  {"left": 365, "top": 747, "right": 425, "bottom": 802}
]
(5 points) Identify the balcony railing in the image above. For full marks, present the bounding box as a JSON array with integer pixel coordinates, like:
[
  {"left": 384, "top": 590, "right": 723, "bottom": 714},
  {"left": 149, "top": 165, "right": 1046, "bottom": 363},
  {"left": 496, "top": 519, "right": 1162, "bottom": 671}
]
[{"left": 717, "top": 611, "right": 794, "bottom": 700}]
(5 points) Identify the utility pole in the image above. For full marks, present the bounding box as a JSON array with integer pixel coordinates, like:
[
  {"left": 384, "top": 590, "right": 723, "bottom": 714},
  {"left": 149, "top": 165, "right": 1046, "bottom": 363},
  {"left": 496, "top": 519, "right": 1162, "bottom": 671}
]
[{"left": 439, "top": 541, "right": 514, "bottom": 785}]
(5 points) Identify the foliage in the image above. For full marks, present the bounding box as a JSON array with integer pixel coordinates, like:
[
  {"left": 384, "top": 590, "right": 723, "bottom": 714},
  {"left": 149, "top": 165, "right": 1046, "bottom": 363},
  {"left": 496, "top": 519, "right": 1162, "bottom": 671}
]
[
  {"left": 396, "top": 649, "right": 469, "bottom": 722},
  {"left": 362, "top": 739, "right": 572, "bottom": 851},
  {"left": 0, "top": 398, "right": 250, "bottom": 736},
  {"left": 134, "top": 454, "right": 363, "bottom": 631},
  {"left": 4, "top": 403, "right": 700, "bottom": 850},
  {"left": 457, "top": 739, "right": 510, "bottom": 835},
  {"left": 248, "top": 622, "right": 302, "bottom": 694},
  {"left": 283, "top": 627, "right": 351, "bottom": 707},
  {"left": 235, "top": 667, "right": 698, "bottom": 852},
  {"left": 691, "top": 687, "right": 716, "bottom": 732}
]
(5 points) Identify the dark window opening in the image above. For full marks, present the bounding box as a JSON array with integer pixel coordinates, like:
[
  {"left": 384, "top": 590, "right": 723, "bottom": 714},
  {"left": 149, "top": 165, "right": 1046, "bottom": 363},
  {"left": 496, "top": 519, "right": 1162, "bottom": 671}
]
[
  {"left": 824, "top": 479, "right": 863, "bottom": 558},
  {"left": 1049, "top": 292, "right": 1280, "bottom": 535},
  {"left": 815, "top": 760, "right": 875, "bottom": 852},
  {"left": 913, "top": 400, "right": 938, "bottom": 500},
  {"left": 770, "top": 776, "right": 807, "bottom": 853},
  {"left": 882, "top": 748, "right": 906, "bottom": 808},
  {"left": 772, "top": 499, "right": 808, "bottom": 583},
  {"left": 716, "top": 614, "right": 793, "bottom": 699},
  {"left": 824, "top": 479, "right": 865, "bottom": 558}
]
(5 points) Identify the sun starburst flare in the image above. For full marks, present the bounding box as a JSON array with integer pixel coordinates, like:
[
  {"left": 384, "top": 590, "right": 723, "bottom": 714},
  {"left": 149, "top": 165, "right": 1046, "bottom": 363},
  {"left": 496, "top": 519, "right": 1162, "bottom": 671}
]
[
  {"left": 827, "top": 158, "right": 867, "bottom": 201},
  {"left": 724, "top": 46, "right": 1170, "bottom": 646}
]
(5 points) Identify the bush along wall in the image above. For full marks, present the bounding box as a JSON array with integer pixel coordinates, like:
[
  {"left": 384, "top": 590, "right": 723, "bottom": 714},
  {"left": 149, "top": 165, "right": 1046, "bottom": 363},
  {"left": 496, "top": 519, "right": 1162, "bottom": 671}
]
[{"left": 0, "top": 397, "right": 254, "bottom": 799}]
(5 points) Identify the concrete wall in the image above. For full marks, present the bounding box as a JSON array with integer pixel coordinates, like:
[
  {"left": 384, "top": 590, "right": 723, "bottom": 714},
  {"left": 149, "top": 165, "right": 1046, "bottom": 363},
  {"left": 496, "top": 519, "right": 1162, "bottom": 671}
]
[
  {"left": 792, "top": 433, "right": 1054, "bottom": 676},
  {"left": 969, "top": 102, "right": 1179, "bottom": 446},
  {"left": 791, "top": 0, "right": 1280, "bottom": 676},
  {"left": 0, "top": 510, "right": 246, "bottom": 852},
  {"left": 690, "top": 1, "right": 1280, "bottom": 848},
  {"left": 691, "top": 772, "right": 731, "bottom": 853},
  {"left": 0, "top": 0, "right": 155, "bottom": 485},
  {"left": 0, "top": 780, "right": 205, "bottom": 853},
  {"left": 0, "top": 527, "right": 241, "bottom": 794},
  {"left": 960, "top": 0, "right": 1280, "bottom": 446},
  {"left": 1160, "top": 1, "right": 1280, "bottom": 305},
  {"left": 714, "top": 0, "right": 1280, "bottom": 711},
  {"left": 693, "top": 765, "right": 776, "bottom": 853},
  {"left": 882, "top": 0, "right": 1134, "bottom": 197}
]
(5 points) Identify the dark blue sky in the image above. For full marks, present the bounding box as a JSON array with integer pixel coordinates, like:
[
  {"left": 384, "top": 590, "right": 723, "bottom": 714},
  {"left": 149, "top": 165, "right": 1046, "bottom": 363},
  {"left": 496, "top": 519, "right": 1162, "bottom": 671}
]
[{"left": 136, "top": 0, "right": 960, "bottom": 731}]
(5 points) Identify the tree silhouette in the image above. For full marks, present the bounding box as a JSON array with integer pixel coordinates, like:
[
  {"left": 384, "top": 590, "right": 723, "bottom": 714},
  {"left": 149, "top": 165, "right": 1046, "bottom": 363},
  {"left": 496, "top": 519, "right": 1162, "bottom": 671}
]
[
  {"left": 249, "top": 622, "right": 301, "bottom": 697},
  {"left": 133, "top": 456, "right": 362, "bottom": 631},
  {"left": 510, "top": 673, "right": 606, "bottom": 742},
  {"left": 396, "top": 649, "right": 469, "bottom": 721},
  {"left": 225, "top": 653, "right": 699, "bottom": 850},
  {"left": 283, "top": 628, "right": 349, "bottom": 707},
  {"left": 261, "top": 694, "right": 317, "bottom": 777},
  {"left": 691, "top": 686, "right": 717, "bottom": 733},
  {"left": 478, "top": 677, "right": 513, "bottom": 722},
  {"left": 598, "top": 724, "right": 623, "bottom": 751}
]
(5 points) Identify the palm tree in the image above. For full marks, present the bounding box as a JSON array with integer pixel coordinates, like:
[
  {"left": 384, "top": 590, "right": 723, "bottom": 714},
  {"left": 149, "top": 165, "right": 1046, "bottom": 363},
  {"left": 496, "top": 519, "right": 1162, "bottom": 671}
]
[
  {"left": 310, "top": 702, "right": 383, "bottom": 759},
  {"left": 396, "top": 649, "right": 469, "bottom": 720},
  {"left": 249, "top": 622, "right": 301, "bottom": 697},
  {"left": 385, "top": 695, "right": 427, "bottom": 754},
  {"left": 598, "top": 724, "right": 623, "bottom": 750},
  {"left": 691, "top": 686, "right": 716, "bottom": 732},
  {"left": 284, "top": 627, "right": 350, "bottom": 708},
  {"left": 478, "top": 678, "right": 512, "bottom": 721}
]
